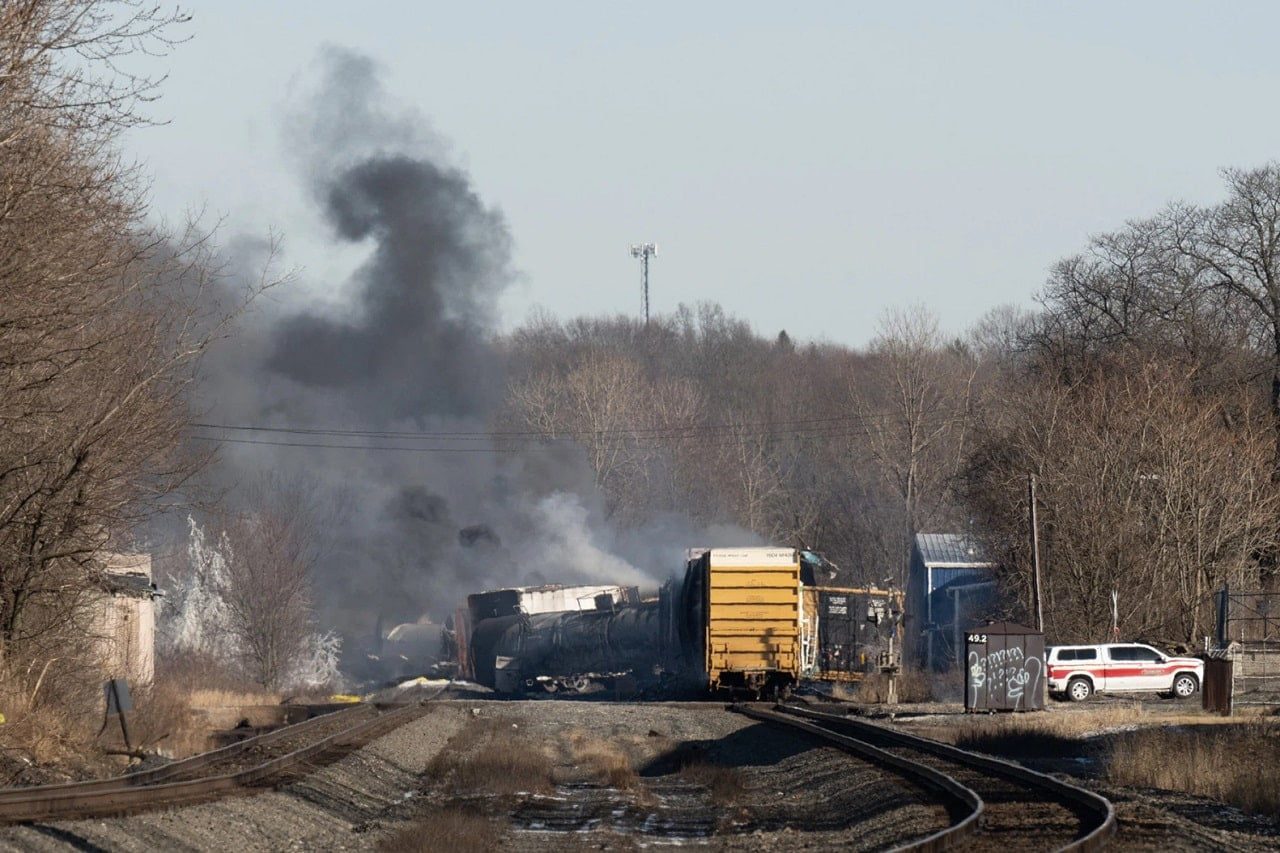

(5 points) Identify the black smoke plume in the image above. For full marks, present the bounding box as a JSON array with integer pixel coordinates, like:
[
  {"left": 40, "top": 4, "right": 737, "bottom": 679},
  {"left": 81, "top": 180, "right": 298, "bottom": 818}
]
[{"left": 196, "top": 48, "right": 750, "bottom": 674}]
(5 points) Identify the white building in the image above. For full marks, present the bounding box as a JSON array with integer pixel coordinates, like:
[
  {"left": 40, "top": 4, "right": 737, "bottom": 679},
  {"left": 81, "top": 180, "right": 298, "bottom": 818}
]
[{"left": 89, "top": 552, "right": 157, "bottom": 684}]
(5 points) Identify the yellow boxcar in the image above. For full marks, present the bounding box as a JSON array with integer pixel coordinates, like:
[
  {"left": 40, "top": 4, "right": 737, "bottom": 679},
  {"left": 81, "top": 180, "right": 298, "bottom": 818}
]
[{"left": 700, "top": 547, "right": 801, "bottom": 696}]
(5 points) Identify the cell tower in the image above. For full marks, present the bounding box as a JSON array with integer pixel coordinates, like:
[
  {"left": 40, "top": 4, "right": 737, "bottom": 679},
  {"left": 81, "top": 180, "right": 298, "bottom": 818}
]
[{"left": 629, "top": 242, "right": 656, "bottom": 326}]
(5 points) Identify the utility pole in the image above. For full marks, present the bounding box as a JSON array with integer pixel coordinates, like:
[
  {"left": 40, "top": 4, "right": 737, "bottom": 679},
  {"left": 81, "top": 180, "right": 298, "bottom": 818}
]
[
  {"left": 1028, "top": 473, "right": 1044, "bottom": 632},
  {"left": 629, "top": 243, "right": 656, "bottom": 326}
]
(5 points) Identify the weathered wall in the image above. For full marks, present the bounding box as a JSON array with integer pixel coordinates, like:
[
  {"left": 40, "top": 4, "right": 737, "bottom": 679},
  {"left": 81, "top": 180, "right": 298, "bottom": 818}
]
[{"left": 88, "top": 553, "right": 156, "bottom": 685}]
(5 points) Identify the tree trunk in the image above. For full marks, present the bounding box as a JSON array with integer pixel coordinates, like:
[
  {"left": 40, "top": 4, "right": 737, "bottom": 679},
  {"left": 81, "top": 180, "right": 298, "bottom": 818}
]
[{"left": 1272, "top": 342, "right": 1280, "bottom": 479}]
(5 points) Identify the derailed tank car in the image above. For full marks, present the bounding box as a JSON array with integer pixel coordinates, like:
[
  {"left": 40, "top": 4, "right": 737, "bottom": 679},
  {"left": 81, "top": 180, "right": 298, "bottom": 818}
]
[
  {"left": 471, "top": 602, "right": 664, "bottom": 693},
  {"left": 450, "top": 583, "right": 640, "bottom": 685}
]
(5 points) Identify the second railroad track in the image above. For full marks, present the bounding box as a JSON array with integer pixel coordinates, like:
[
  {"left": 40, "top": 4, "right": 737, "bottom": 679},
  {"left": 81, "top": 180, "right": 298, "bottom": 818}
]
[
  {"left": 0, "top": 698, "right": 434, "bottom": 825},
  {"left": 736, "top": 703, "right": 1115, "bottom": 852}
]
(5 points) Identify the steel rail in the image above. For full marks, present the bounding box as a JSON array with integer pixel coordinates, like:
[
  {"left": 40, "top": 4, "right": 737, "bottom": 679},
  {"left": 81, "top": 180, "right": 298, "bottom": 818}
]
[
  {"left": 733, "top": 703, "right": 982, "bottom": 852},
  {"left": 0, "top": 703, "right": 370, "bottom": 802},
  {"left": 0, "top": 700, "right": 428, "bottom": 824},
  {"left": 777, "top": 704, "right": 1116, "bottom": 852}
]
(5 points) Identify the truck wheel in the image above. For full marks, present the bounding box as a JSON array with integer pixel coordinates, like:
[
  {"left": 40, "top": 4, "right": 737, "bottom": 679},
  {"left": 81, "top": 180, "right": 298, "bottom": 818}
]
[
  {"left": 1067, "top": 677, "right": 1093, "bottom": 702},
  {"left": 1172, "top": 673, "right": 1199, "bottom": 699}
]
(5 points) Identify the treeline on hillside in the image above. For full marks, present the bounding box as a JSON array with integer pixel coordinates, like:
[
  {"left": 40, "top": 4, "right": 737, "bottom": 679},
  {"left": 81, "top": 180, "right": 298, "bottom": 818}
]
[
  {"left": 6, "top": 1, "right": 1280, "bottom": 701},
  {"left": 502, "top": 165, "right": 1280, "bottom": 647},
  {"left": 502, "top": 304, "right": 975, "bottom": 595}
]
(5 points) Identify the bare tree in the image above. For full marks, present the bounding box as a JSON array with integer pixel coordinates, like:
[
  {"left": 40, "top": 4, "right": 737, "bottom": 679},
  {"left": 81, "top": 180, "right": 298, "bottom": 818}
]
[
  {"left": 507, "top": 349, "right": 701, "bottom": 523},
  {"left": 217, "top": 478, "right": 331, "bottom": 690},
  {"left": 966, "top": 359, "right": 1280, "bottom": 643},
  {"left": 857, "top": 306, "right": 977, "bottom": 584},
  {"left": 1169, "top": 164, "right": 1280, "bottom": 467},
  {"left": 0, "top": 1, "right": 277, "bottom": 664}
]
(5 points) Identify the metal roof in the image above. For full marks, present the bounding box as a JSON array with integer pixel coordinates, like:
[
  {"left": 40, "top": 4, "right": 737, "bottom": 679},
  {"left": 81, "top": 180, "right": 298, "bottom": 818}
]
[{"left": 914, "top": 533, "right": 992, "bottom": 567}]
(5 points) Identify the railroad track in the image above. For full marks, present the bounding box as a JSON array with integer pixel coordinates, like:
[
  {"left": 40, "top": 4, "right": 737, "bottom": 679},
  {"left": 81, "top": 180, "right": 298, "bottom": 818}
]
[
  {"left": 735, "top": 703, "right": 1115, "bottom": 852},
  {"left": 0, "top": 698, "right": 434, "bottom": 825}
]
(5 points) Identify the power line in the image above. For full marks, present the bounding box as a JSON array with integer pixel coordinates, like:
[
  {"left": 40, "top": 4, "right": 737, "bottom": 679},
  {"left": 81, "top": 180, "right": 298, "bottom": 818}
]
[
  {"left": 188, "top": 435, "right": 531, "bottom": 454},
  {"left": 192, "top": 415, "right": 863, "bottom": 438},
  {"left": 189, "top": 429, "right": 867, "bottom": 454},
  {"left": 190, "top": 419, "right": 864, "bottom": 444},
  {"left": 190, "top": 431, "right": 872, "bottom": 454},
  {"left": 189, "top": 417, "right": 971, "bottom": 455},
  {"left": 191, "top": 409, "right": 968, "bottom": 441}
]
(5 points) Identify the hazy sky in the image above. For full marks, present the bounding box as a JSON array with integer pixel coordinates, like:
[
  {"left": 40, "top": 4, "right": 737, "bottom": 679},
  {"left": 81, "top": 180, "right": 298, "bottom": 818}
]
[{"left": 126, "top": 2, "right": 1280, "bottom": 346}]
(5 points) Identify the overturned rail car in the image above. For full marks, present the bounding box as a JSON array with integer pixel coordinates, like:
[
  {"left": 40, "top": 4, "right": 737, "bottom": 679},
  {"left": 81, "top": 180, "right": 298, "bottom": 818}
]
[{"left": 471, "top": 603, "right": 664, "bottom": 693}]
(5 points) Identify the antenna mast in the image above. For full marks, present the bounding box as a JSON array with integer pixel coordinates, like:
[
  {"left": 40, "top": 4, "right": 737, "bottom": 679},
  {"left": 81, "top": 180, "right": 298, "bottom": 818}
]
[{"left": 629, "top": 242, "right": 656, "bottom": 326}]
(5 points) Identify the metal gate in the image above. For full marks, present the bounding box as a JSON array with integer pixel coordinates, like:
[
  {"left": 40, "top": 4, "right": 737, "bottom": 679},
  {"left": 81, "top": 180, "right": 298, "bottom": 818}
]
[{"left": 1214, "top": 589, "right": 1280, "bottom": 704}]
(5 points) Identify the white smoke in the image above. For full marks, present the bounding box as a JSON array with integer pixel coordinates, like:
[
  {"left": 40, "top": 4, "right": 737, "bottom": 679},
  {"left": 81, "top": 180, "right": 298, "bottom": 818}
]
[{"left": 520, "top": 493, "right": 653, "bottom": 589}]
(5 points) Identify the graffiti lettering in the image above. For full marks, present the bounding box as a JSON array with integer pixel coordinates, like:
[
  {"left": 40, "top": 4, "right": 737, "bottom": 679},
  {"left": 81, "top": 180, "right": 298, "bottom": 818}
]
[
  {"left": 967, "top": 645, "right": 1043, "bottom": 710},
  {"left": 968, "top": 651, "right": 985, "bottom": 689}
]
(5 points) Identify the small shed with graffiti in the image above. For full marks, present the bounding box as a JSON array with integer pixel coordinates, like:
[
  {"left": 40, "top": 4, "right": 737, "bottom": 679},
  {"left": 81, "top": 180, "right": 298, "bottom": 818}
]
[{"left": 964, "top": 621, "right": 1045, "bottom": 712}]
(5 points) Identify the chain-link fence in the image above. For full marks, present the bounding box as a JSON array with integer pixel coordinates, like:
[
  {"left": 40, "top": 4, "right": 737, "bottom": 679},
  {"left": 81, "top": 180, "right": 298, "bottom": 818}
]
[{"left": 1214, "top": 589, "right": 1280, "bottom": 704}]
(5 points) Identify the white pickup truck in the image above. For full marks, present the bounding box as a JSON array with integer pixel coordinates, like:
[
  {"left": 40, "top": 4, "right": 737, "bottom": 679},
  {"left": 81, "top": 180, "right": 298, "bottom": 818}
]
[{"left": 1046, "top": 643, "right": 1203, "bottom": 701}]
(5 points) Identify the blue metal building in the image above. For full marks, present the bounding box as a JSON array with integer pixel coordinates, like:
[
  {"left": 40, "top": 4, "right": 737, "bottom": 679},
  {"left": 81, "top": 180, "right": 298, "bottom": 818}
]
[{"left": 907, "top": 533, "right": 997, "bottom": 669}]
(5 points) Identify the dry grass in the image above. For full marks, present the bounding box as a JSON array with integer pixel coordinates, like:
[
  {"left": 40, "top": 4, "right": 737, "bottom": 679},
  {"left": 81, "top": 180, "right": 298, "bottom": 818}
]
[
  {"left": 946, "top": 703, "right": 1156, "bottom": 753},
  {"left": 123, "top": 680, "right": 205, "bottom": 757},
  {"left": 0, "top": 657, "right": 101, "bottom": 772},
  {"left": 918, "top": 703, "right": 1280, "bottom": 816},
  {"left": 184, "top": 688, "right": 282, "bottom": 709},
  {"left": 381, "top": 806, "right": 498, "bottom": 853},
  {"left": 676, "top": 759, "right": 746, "bottom": 805},
  {"left": 838, "top": 667, "right": 937, "bottom": 704},
  {"left": 157, "top": 652, "right": 282, "bottom": 707},
  {"left": 564, "top": 730, "right": 639, "bottom": 789},
  {"left": 935, "top": 702, "right": 1272, "bottom": 753},
  {"left": 142, "top": 651, "right": 288, "bottom": 758},
  {"left": 427, "top": 716, "right": 554, "bottom": 796},
  {"left": 0, "top": 649, "right": 288, "bottom": 781},
  {"left": 1106, "top": 723, "right": 1280, "bottom": 816}
]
